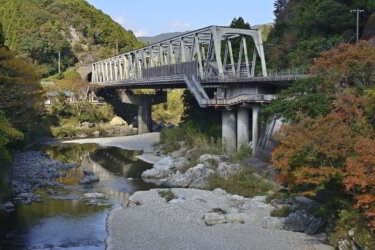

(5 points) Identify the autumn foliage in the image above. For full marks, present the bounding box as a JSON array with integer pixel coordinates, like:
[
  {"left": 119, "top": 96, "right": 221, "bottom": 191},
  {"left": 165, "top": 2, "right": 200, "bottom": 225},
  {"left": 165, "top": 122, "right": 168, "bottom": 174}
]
[
  {"left": 312, "top": 41, "right": 375, "bottom": 88},
  {"left": 272, "top": 42, "right": 375, "bottom": 230}
]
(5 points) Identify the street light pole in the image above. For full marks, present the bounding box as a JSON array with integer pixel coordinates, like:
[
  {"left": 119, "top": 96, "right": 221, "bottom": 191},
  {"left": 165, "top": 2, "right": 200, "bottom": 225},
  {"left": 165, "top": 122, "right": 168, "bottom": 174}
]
[{"left": 351, "top": 9, "right": 364, "bottom": 44}]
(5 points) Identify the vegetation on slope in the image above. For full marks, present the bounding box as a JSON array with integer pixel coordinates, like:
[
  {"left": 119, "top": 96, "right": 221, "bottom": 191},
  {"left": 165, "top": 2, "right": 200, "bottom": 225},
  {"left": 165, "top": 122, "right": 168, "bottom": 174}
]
[
  {"left": 268, "top": 41, "right": 375, "bottom": 247},
  {"left": 268, "top": 0, "right": 375, "bottom": 69},
  {"left": 0, "top": 0, "right": 143, "bottom": 76}
]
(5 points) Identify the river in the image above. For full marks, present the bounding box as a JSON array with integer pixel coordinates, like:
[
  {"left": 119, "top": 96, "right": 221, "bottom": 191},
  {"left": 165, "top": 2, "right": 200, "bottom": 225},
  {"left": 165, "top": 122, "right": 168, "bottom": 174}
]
[{"left": 0, "top": 143, "right": 157, "bottom": 250}]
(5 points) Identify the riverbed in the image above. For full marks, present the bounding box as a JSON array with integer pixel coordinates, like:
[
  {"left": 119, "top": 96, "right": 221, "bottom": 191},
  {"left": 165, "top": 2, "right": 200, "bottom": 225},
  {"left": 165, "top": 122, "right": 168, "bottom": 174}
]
[{"left": 0, "top": 142, "right": 157, "bottom": 250}]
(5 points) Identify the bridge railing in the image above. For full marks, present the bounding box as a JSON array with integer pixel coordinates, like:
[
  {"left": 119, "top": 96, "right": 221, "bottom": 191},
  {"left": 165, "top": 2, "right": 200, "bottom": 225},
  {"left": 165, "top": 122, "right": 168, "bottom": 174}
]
[
  {"left": 142, "top": 61, "right": 198, "bottom": 78},
  {"left": 265, "top": 68, "right": 309, "bottom": 77}
]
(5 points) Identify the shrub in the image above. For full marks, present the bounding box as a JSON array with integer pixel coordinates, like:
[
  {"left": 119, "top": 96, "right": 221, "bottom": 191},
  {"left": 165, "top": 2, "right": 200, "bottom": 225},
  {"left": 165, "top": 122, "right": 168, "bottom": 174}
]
[
  {"left": 271, "top": 207, "right": 292, "bottom": 218},
  {"left": 208, "top": 168, "right": 274, "bottom": 198},
  {"left": 158, "top": 190, "right": 176, "bottom": 202},
  {"left": 329, "top": 210, "right": 375, "bottom": 249},
  {"left": 63, "top": 69, "right": 81, "bottom": 80}
]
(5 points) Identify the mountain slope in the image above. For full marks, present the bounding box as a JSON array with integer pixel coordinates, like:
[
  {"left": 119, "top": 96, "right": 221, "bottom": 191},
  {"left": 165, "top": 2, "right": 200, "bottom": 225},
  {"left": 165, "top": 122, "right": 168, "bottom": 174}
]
[{"left": 0, "top": 0, "right": 143, "bottom": 75}]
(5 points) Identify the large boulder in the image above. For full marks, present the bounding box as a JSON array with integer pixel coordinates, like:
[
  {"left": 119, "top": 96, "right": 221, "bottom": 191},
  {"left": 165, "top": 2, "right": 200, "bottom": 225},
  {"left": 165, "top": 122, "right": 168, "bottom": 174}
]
[
  {"left": 262, "top": 210, "right": 324, "bottom": 235},
  {"left": 141, "top": 157, "right": 188, "bottom": 179},
  {"left": 172, "top": 164, "right": 215, "bottom": 188},
  {"left": 110, "top": 116, "right": 128, "bottom": 126},
  {"left": 198, "top": 154, "right": 228, "bottom": 167},
  {"left": 217, "top": 162, "right": 241, "bottom": 178}
]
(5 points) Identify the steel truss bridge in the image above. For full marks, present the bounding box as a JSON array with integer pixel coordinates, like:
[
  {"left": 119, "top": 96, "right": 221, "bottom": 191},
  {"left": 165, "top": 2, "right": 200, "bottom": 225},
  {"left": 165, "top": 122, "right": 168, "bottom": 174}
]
[{"left": 90, "top": 25, "right": 308, "bottom": 107}]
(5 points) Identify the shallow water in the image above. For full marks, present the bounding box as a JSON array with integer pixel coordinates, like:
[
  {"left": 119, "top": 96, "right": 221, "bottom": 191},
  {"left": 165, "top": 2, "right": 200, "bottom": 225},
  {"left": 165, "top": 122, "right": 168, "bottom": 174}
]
[{"left": 0, "top": 144, "right": 156, "bottom": 250}]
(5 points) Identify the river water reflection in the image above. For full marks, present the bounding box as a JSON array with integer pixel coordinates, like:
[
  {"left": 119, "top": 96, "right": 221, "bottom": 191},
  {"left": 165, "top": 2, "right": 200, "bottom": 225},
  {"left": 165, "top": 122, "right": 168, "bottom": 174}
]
[{"left": 0, "top": 144, "right": 157, "bottom": 250}]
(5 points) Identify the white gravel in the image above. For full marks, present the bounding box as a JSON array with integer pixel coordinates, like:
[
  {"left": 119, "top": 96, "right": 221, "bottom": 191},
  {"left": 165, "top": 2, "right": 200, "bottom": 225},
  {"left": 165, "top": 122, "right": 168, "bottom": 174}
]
[
  {"left": 107, "top": 188, "right": 333, "bottom": 250},
  {"left": 63, "top": 133, "right": 160, "bottom": 153}
]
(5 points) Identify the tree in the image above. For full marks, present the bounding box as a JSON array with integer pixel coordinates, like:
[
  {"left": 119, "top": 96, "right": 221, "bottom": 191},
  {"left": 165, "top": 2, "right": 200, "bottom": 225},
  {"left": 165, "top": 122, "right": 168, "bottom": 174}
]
[
  {"left": 312, "top": 41, "right": 375, "bottom": 88},
  {"left": 345, "top": 137, "right": 375, "bottom": 230}
]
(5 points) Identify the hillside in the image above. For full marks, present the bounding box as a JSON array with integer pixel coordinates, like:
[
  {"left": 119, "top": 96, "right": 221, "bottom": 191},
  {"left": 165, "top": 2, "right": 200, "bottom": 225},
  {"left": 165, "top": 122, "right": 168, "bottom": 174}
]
[
  {"left": 0, "top": 0, "right": 143, "bottom": 76},
  {"left": 267, "top": 0, "right": 375, "bottom": 69},
  {"left": 138, "top": 32, "right": 188, "bottom": 45}
]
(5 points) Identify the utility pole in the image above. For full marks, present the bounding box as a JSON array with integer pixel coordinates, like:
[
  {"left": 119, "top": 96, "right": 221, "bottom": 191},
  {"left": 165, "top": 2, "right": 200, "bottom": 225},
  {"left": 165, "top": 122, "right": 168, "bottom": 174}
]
[
  {"left": 116, "top": 38, "right": 119, "bottom": 55},
  {"left": 351, "top": 9, "right": 364, "bottom": 44},
  {"left": 58, "top": 52, "right": 61, "bottom": 74}
]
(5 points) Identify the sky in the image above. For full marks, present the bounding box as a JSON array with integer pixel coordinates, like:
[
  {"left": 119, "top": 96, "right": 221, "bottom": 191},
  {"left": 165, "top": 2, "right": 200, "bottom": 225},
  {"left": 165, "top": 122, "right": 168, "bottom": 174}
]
[{"left": 86, "top": 0, "right": 276, "bottom": 37}]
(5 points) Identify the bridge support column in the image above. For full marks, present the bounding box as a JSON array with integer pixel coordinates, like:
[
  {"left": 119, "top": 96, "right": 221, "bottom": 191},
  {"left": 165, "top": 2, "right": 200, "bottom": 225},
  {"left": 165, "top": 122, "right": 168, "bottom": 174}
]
[
  {"left": 237, "top": 107, "right": 250, "bottom": 151},
  {"left": 138, "top": 104, "right": 152, "bottom": 134},
  {"left": 252, "top": 106, "right": 260, "bottom": 155},
  {"left": 222, "top": 109, "right": 237, "bottom": 153}
]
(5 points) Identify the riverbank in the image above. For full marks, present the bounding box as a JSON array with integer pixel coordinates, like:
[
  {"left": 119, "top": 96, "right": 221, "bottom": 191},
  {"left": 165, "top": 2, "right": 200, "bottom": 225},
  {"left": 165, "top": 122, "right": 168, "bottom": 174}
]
[{"left": 107, "top": 188, "right": 332, "bottom": 250}]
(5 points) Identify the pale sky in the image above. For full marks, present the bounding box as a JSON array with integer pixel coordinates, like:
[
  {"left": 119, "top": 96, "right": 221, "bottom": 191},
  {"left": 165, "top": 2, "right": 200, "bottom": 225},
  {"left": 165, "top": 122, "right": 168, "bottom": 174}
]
[{"left": 86, "top": 0, "right": 275, "bottom": 37}]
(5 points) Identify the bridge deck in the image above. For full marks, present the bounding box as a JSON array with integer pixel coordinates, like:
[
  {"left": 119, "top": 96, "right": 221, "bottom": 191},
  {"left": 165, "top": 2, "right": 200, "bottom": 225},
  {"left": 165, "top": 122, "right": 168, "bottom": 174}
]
[{"left": 93, "top": 74, "right": 309, "bottom": 89}]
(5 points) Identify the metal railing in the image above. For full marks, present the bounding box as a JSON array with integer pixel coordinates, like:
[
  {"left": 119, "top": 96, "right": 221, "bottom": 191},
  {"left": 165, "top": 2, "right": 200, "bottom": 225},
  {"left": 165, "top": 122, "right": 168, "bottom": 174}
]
[{"left": 142, "top": 61, "right": 198, "bottom": 78}]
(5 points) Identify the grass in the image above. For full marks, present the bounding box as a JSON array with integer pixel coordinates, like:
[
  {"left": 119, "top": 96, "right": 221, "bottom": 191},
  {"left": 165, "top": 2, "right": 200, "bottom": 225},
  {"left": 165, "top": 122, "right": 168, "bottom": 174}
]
[
  {"left": 158, "top": 190, "right": 177, "bottom": 202},
  {"left": 270, "top": 207, "right": 293, "bottom": 217},
  {"left": 208, "top": 168, "right": 274, "bottom": 198},
  {"left": 228, "top": 145, "right": 253, "bottom": 163}
]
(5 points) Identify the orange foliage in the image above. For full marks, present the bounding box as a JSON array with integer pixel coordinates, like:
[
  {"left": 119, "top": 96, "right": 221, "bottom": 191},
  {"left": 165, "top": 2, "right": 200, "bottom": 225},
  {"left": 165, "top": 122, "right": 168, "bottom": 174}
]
[
  {"left": 345, "top": 137, "right": 375, "bottom": 230},
  {"left": 272, "top": 91, "right": 375, "bottom": 229},
  {"left": 272, "top": 113, "right": 354, "bottom": 196},
  {"left": 311, "top": 41, "right": 375, "bottom": 88}
]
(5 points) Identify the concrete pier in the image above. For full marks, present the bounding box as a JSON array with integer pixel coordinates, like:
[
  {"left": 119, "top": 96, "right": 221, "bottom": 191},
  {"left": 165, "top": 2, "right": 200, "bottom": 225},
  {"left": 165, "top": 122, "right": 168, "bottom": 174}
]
[
  {"left": 252, "top": 106, "right": 260, "bottom": 154},
  {"left": 138, "top": 105, "right": 152, "bottom": 134},
  {"left": 120, "top": 91, "right": 167, "bottom": 135},
  {"left": 237, "top": 107, "right": 250, "bottom": 151},
  {"left": 222, "top": 109, "right": 237, "bottom": 153}
]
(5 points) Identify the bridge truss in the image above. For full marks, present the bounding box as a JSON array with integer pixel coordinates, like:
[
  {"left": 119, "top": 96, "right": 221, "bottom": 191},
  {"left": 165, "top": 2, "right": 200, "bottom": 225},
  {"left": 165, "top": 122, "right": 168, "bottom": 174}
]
[{"left": 91, "top": 26, "right": 268, "bottom": 83}]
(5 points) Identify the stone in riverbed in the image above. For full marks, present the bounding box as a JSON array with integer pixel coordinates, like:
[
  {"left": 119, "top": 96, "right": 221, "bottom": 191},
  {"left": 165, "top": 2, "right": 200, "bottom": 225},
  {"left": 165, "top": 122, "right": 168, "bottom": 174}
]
[
  {"left": 171, "top": 164, "right": 215, "bottom": 188},
  {"left": 84, "top": 193, "right": 105, "bottom": 199},
  {"left": 262, "top": 209, "right": 324, "bottom": 235},
  {"left": 79, "top": 175, "right": 100, "bottom": 184},
  {"left": 141, "top": 156, "right": 188, "bottom": 179}
]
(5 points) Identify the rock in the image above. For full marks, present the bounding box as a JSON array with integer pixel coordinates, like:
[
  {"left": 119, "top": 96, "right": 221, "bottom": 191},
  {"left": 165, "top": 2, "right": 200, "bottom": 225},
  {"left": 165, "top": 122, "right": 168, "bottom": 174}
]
[
  {"left": 80, "top": 121, "right": 95, "bottom": 128},
  {"left": 79, "top": 175, "right": 100, "bottom": 184},
  {"left": 338, "top": 239, "right": 352, "bottom": 250},
  {"left": 84, "top": 193, "right": 105, "bottom": 199},
  {"left": 83, "top": 168, "right": 95, "bottom": 176},
  {"left": 198, "top": 154, "right": 228, "bottom": 165},
  {"left": 141, "top": 157, "right": 188, "bottom": 179},
  {"left": 123, "top": 199, "right": 141, "bottom": 208},
  {"left": 284, "top": 210, "right": 324, "bottom": 235},
  {"left": 167, "top": 122, "right": 176, "bottom": 129},
  {"left": 203, "top": 212, "right": 246, "bottom": 226},
  {"left": 3, "top": 202, "right": 15, "bottom": 209},
  {"left": 110, "top": 116, "right": 128, "bottom": 126},
  {"left": 263, "top": 210, "right": 324, "bottom": 235},
  {"left": 172, "top": 164, "right": 215, "bottom": 188},
  {"left": 348, "top": 228, "right": 355, "bottom": 238},
  {"left": 217, "top": 162, "right": 241, "bottom": 178},
  {"left": 295, "top": 196, "right": 319, "bottom": 207},
  {"left": 0, "top": 201, "right": 15, "bottom": 212},
  {"left": 186, "top": 148, "right": 197, "bottom": 160},
  {"left": 213, "top": 188, "right": 227, "bottom": 196},
  {"left": 203, "top": 213, "right": 227, "bottom": 226},
  {"left": 93, "top": 131, "right": 100, "bottom": 137}
]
